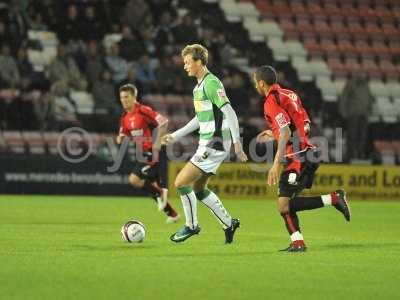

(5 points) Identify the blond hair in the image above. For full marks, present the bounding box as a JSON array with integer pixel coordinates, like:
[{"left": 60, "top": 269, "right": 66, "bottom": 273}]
[{"left": 181, "top": 44, "right": 208, "bottom": 65}]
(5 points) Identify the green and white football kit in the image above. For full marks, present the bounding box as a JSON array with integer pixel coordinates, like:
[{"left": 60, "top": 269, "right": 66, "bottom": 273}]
[{"left": 170, "top": 72, "right": 241, "bottom": 243}]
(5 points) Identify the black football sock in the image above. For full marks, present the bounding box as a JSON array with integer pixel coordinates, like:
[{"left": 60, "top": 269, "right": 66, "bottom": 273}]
[
  {"left": 289, "top": 196, "right": 324, "bottom": 212},
  {"left": 158, "top": 146, "right": 168, "bottom": 189},
  {"left": 281, "top": 213, "right": 300, "bottom": 235},
  {"left": 164, "top": 203, "right": 178, "bottom": 217},
  {"left": 143, "top": 179, "right": 162, "bottom": 200}
]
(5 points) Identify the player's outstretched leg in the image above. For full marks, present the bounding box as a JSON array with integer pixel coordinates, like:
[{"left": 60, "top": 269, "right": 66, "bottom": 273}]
[
  {"left": 290, "top": 189, "right": 351, "bottom": 221},
  {"left": 170, "top": 186, "right": 201, "bottom": 243},
  {"left": 196, "top": 189, "right": 240, "bottom": 244}
]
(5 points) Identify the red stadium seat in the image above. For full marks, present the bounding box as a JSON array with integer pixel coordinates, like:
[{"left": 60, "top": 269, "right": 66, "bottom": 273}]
[
  {"left": 337, "top": 37, "right": 358, "bottom": 58},
  {"left": 360, "top": 59, "right": 382, "bottom": 80},
  {"left": 303, "top": 36, "right": 323, "bottom": 58},
  {"left": 327, "top": 57, "right": 348, "bottom": 78},
  {"left": 278, "top": 16, "right": 301, "bottom": 40},
  {"left": 379, "top": 59, "right": 399, "bottom": 81},
  {"left": 339, "top": 3, "right": 359, "bottom": 17},
  {"left": 370, "top": 40, "right": 392, "bottom": 60},
  {"left": 323, "top": 3, "right": 341, "bottom": 16},
  {"left": 3, "top": 131, "right": 26, "bottom": 154},
  {"left": 290, "top": 2, "right": 307, "bottom": 15},
  {"left": 42, "top": 132, "right": 60, "bottom": 155},
  {"left": 343, "top": 57, "right": 363, "bottom": 74},
  {"left": 21, "top": 131, "right": 46, "bottom": 155},
  {"left": 330, "top": 19, "right": 348, "bottom": 35}
]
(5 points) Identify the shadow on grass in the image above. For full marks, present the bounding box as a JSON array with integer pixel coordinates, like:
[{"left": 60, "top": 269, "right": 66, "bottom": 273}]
[{"left": 319, "top": 242, "right": 400, "bottom": 250}]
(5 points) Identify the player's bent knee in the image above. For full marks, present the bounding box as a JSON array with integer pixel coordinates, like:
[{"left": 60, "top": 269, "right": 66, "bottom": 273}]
[
  {"left": 277, "top": 200, "right": 290, "bottom": 214},
  {"left": 195, "top": 189, "right": 211, "bottom": 201},
  {"left": 129, "top": 174, "right": 144, "bottom": 188}
]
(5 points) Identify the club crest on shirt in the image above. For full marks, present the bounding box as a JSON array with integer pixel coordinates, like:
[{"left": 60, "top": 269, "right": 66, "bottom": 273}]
[
  {"left": 275, "top": 113, "right": 288, "bottom": 128},
  {"left": 217, "top": 88, "right": 226, "bottom": 99}
]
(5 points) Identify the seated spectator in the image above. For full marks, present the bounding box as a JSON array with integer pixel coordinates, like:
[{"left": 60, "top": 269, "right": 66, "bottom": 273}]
[
  {"left": 57, "top": 4, "right": 82, "bottom": 43},
  {"left": 16, "top": 47, "right": 34, "bottom": 90},
  {"left": 47, "top": 43, "right": 87, "bottom": 93},
  {"left": 122, "top": 0, "right": 153, "bottom": 32},
  {"left": 119, "top": 25, "right": 146, "bottom": 62},
  {"left": 0, "top": 44, "right": 20, "bottom": 88},
  {"left": 80, "top": 5, "right": 104, "bottom": 41},
  {"left": 156, "top": 56, "right": 178, "bottom": 94},
  {"left": 28, "top": 12, "right": 48, "bottom": 31},
  {"left": 85, "top": 40, "right": 105, "bottom": 88},
  {"left": 136, "top": 54, "right": 157, "bottom": 94},
  {"left": 92, "top": 69, "right": 118, "bottom": 114},
  {"left": 105, "top": 42, "right": 128, "bottom": 85},
  {"left": 141, "top": 28, "right": 157, "bottom": 57},
  {"left": 154, "top": 11, "right": 175, "bottom": 55},
  {"left": 173, "top": 13, "right": 199, "bottom": 45}
]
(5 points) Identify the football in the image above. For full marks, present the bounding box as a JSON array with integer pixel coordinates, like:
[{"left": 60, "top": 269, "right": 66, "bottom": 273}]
[{"left": 121, "top": 220, "right": 146, "bottom": 243}]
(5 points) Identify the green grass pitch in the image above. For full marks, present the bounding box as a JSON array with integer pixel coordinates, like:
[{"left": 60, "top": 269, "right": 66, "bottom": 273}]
[{"left": 0, "top": 195, "right": 399, "bottom": 300}]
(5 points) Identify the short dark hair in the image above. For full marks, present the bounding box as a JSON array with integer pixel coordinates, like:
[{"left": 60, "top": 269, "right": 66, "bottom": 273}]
[
  {"left": 119, "top": 83, "right": 137, "bottom": 97},
  {"left": 254, "top": 65, "right": 277, "bottom": 85}
]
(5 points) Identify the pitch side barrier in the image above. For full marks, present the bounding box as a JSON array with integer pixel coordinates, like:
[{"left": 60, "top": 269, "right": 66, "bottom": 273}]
[
  {"left": 168, "top": 162, "right": 400, "bottom": 200},
  {"left": 0, "top": 155, "right": 145, "bottom": 196}
]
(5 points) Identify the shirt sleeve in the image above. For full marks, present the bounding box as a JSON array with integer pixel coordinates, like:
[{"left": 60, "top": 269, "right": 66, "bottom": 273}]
[
  {"left": 204, "top": 78, "right": 230, "bottom": 109},
  {"left": 140, "top": 105, "right": 167, "bottom": 127}
]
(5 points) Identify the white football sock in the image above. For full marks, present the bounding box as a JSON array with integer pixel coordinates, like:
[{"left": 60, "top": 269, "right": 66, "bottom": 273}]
[
  {"left": 201, "top": 191, "right": 232, "bottom": 229},
  {"left": 290, "top": 231, "right": 304, "bottom": 242},
  {"left": 321, "top": 194, "right": 332, "bottom": 206},
  {"left": 180, "top": 190, "right": 198, "bottom": 229}
]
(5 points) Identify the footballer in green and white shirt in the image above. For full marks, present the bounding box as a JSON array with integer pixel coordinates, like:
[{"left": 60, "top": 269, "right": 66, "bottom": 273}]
[{"left": 162, "top": 44, "right": 247, "bottom": 244}]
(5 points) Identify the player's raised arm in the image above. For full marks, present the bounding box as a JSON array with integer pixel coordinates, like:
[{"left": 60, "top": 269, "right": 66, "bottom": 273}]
[
  {"left": 162, "top": 117, "right": 200, "bottom": 144},
  {"left": 153, "top": 113, "right": 168, "bottom": 151}
]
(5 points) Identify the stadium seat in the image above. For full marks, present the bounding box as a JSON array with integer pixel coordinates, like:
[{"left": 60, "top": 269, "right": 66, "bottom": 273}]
[
  {"left": 386, "top": 81, "right": 400, "bottom": 99},
  {"left": 21, "top": 131, "right": 46, "bottom": 155},
  {"left": 379, "top": 60, "right": 399, "bottom": 81},
  {"left": 316, "top": 77, "right": 338, "bottom": 102},
  {"left": 42, "top": 132, "right": 61, "bottom": 155},
  {"left": 360, "top": 59, "right": 382, "bottom": 80},
  {"left": 69, "top": 90, "right": 94, "bottom": 115},
  {"left": 369, "top": 80, "right": 391, "bottom": 98},
  {"left": 374, "top": 140, "right": 396, "bottom": 164},
  {"left": 165, "top": 95, "right": 188, "bottom": 117},
  {"left": 291, "top": 57, "right": 314, "bottom": 82},
  {"left": 3, "top": 131, "right": 26, "bottom": 154}
]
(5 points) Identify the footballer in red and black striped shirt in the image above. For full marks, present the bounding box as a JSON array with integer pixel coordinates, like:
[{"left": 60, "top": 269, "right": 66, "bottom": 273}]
[
  {"left": 118, "top": 84, "right": 180, "bottom": 224},
  {"left": 253, "top": 66, "right": 350, "bottom": 252}
]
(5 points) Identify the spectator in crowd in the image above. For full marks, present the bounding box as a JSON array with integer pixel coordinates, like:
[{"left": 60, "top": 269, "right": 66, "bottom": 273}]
[
  {"left": 136, "top": 53, "right": 157, "bottom": 94},
  {"left": 47, "top": 43, "right": 87, "bottom": 93},
  {"left": 6, "top": 1, "right": 28, "bottom": 49},
  {"left": 119, "top": 25, "right": 146, "bottom": 62},
  {"left": 173, "top": 13, "right": 199, "bottom": 45},
  {"left": 156, "top": 56, "right": 178, "bottom": 94},
  {"left": 339, "top": 74, "right": 374, "bottom": 160},
  {"left": 0, "top": 21, "right": 12, "bottom": 48},
  {"left": 0, "top": 44, "right": 20, "bottom": 88},
  {"left": 105, "top": 42, "right": 129, "bottom": 85},
  {"left": 225, "top": 72, "right": 249, "bottom": 112},
  {"left": 122, "top": 0, "right": 153, "bottom": 32},
  {"left": 16, "top": 47, "right": 34, "bottom": 90},
  {"left": 80, "top": 5, "right": 104, "bottom": 41},
  {"left": 141, "top": 28, "right": 157, "bottom": 57},
  {"left": 58, "top": 4, "right": 82, "bottom": 43},
  {"left": 154, "top": 11, "right": 175, "bottom": 55},
  {"left": 85, "top": 40, "right": 105, "bottom": 88},
  {"left": 92, "top": 69, "right": 117, "bottom": 114},
  {"left": 27, "top": 11, "right": 48, "bottom": 31}
]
